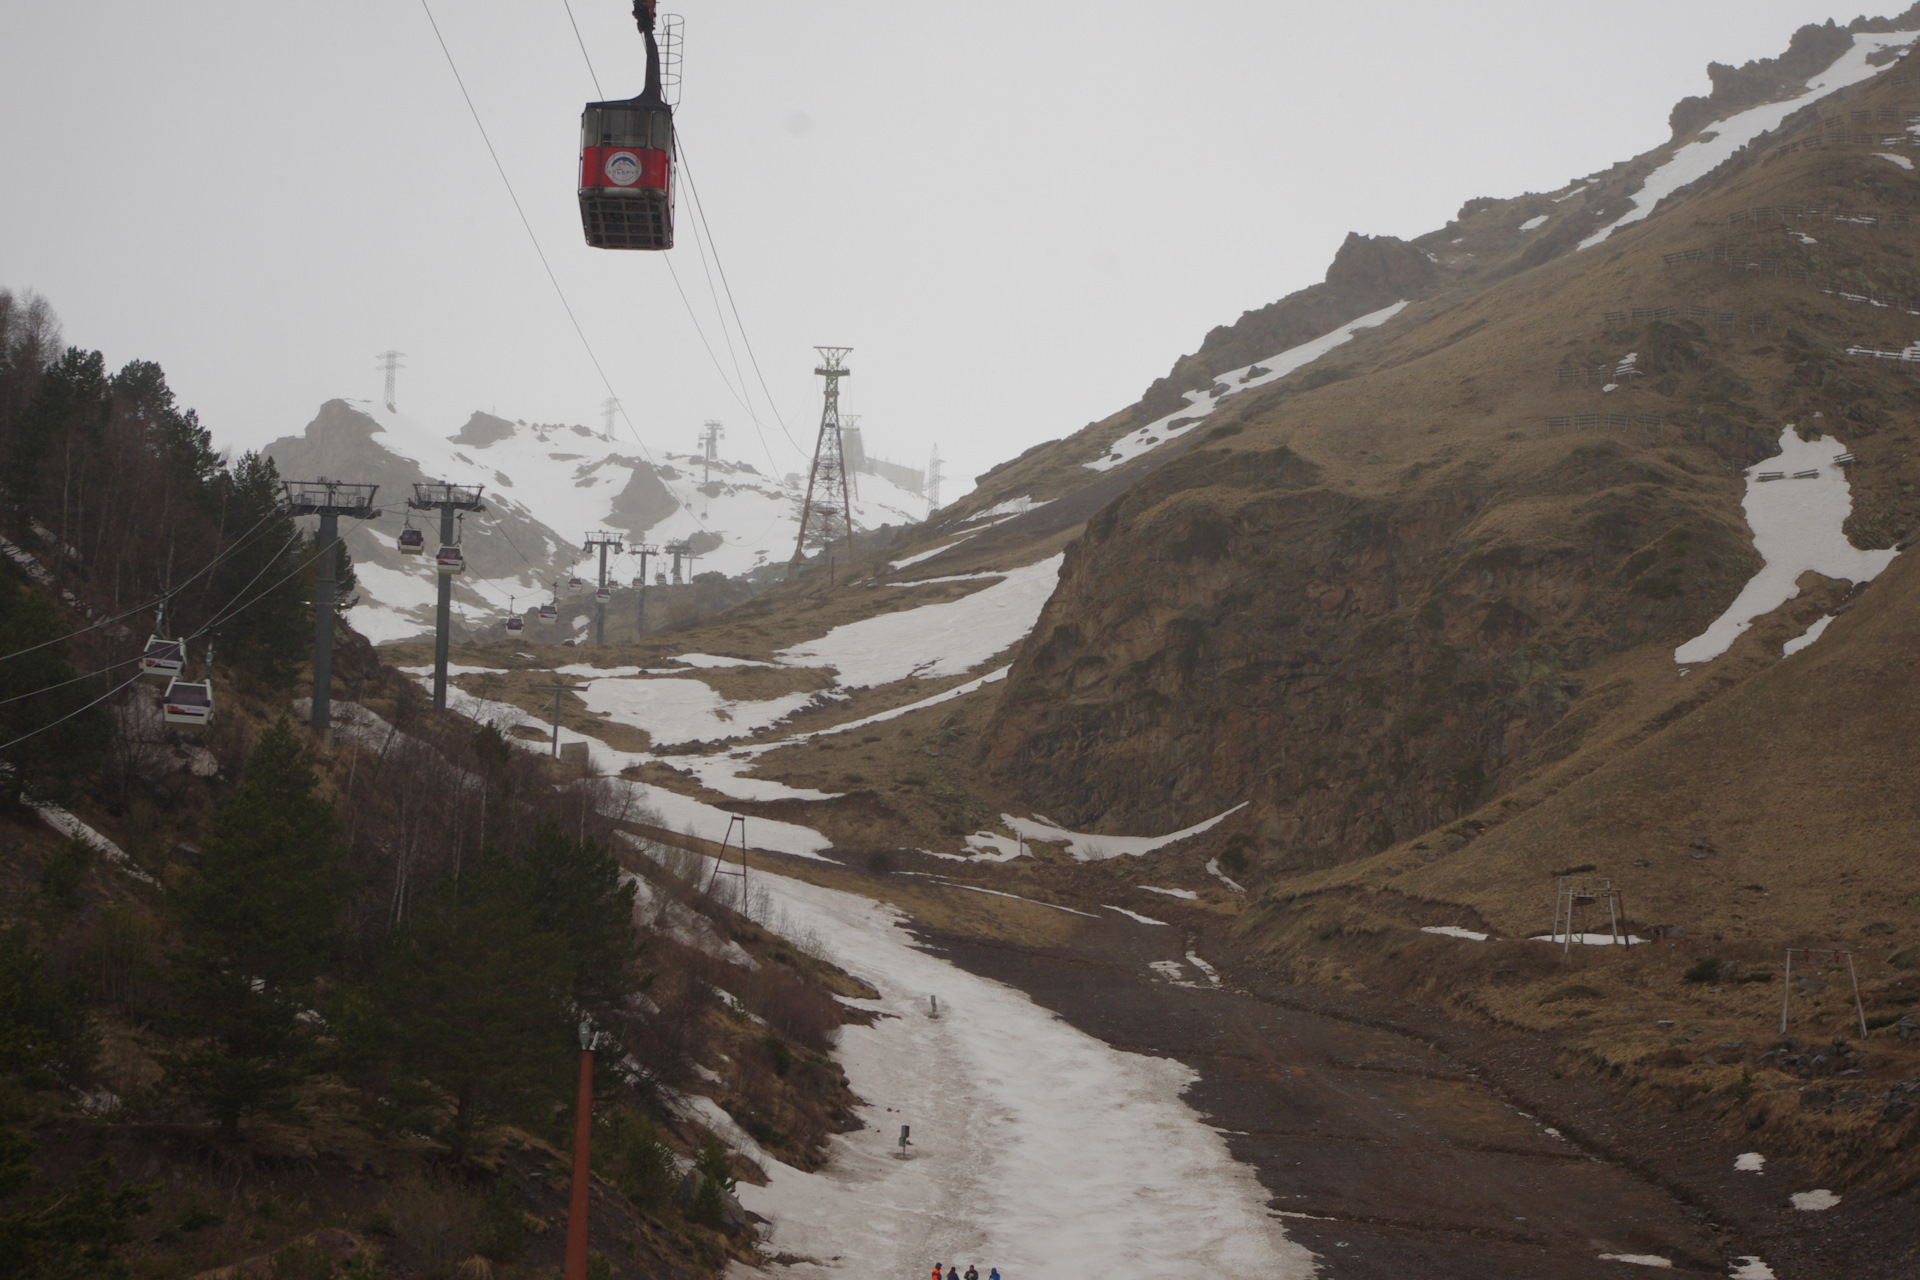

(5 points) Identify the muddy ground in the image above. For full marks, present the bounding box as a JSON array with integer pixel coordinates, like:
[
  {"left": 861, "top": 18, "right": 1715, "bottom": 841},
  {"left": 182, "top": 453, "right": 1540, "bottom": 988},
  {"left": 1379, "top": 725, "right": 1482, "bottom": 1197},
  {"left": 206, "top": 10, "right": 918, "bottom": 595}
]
[{"left": 910, "top": 912, "right": 1919, "bottom": 1280}]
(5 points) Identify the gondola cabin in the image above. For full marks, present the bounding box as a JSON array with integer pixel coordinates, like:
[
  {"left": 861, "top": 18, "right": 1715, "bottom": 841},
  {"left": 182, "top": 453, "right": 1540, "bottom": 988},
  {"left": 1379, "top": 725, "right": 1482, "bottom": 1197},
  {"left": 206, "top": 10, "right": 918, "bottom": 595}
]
[
  {"left": 162, "top": 678, "right": 213, "bottom": 727},
  {"left": 398, "top": 528, "right": 425, "bottom": 556},
  {"left": 595, "top": 586, "right": 611, "bottom": 603},
  {"left": 140, "top": 635, "right": 185, "bottom": 679},
  {"left": 569, "top": 576, "right": 586, "bottom": 589},
  {"left": 436, "top": 545, "right": 465, "bottom": 575},
  {"left": 579, "top": 97, "right": 673, "bottom": 250},
  {"left": 506, "top": 614, "right": 525, "bottom": 632},
  {"left": 538, "top": 602, "right": 558, "bottom": 621}
]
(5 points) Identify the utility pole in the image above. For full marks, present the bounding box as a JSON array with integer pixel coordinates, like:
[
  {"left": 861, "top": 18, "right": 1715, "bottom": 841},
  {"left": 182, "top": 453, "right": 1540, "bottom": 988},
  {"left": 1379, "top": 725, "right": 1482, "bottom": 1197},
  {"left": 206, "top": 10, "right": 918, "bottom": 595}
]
[
  {"left": 790, "top": 346, "right": 856, "bottom": 576},
  {"left": 630, "top": 542, "right": 657, "bottom": 636},
  {"left": 925, "top": 446, "right": 944, "bottom": 510},
  {"left": 537, "top": 680, "right": 586, "bottom": 757},
  {"left": 582, "top": 530, "right": 624, "bottom": 647},
  {"left": 699, "top": 420, "right": 724, "bottom": 485},
  {"left": 375, "top": 350, "right": 406, "bottom": 412},
  {"left": 601, "top": 396, "right": 620, "bottom": 436},
  {"left": 408, "top": 482, "right": 486, "bottom": 710},
  {"left": 282, "top": 478, "right": 381, "bottom": 741},
  {"left": 565, "top": 1019, "right": 601, "bottom": 1280}
]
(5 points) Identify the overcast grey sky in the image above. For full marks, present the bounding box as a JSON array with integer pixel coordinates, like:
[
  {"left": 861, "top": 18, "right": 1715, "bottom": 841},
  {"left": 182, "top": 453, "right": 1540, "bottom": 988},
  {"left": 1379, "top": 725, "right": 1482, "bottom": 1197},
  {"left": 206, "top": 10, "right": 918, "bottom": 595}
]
[{"left": 2, "top": 1, "right": 1896, "bottom": 496}]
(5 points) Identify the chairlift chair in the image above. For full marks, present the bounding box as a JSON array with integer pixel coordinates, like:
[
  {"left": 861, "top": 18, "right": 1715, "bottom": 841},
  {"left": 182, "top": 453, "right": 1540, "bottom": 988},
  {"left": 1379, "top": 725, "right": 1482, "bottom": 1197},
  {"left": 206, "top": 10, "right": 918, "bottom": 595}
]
[
  {"left": 397, "top": 527, "right": 425, "bottom": 556},
  {"left": 579, "top": 3, "right": 676, "bottom": 250},
  {"left": 435, "top": 545, "right": 465, "bottom": 575}
]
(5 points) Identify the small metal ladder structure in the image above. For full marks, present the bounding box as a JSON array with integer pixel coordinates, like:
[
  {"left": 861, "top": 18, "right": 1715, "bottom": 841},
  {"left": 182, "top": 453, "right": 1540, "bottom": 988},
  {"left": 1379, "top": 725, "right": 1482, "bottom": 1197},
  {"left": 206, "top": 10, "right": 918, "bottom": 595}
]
[
  {"left": 1781, "top": 948, "right": 1869, "bottom": 1037},
  {"left": 1552, "top": 876, "right": 1630, "bottom": 957}
]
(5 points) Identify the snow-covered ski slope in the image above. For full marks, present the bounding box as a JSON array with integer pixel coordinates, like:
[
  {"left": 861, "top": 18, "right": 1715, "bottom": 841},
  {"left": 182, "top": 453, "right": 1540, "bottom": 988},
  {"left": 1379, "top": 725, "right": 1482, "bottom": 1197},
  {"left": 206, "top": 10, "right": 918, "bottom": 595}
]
[
  {"left": 708, "top": 867, "right": 1315, "bottom": 1280},
  {"left": 1581, "top": 30, "right": 1920, "bottom": 250},
  {"left": 1085, "top": 300, "right": 1407, "bottom": 472}
]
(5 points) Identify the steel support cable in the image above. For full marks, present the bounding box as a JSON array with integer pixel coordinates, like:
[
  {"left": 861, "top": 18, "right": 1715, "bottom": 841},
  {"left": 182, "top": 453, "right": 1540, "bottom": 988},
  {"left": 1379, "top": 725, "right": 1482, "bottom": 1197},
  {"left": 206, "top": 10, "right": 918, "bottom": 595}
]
[
  {"left": 0, "top": 504, "right": 290, "bottom": 665},
  {"left": 675, "top": 141, "right": 806, "bottom": 459}
]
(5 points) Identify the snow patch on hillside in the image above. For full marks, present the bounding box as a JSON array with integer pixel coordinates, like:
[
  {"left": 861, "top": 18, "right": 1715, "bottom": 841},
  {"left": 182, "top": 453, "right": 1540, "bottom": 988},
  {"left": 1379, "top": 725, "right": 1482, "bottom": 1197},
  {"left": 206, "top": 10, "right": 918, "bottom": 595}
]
[
  {"left": 1005, "top": 802, "right": 1247, "bottom": 862},
  {"left": 1085, "top": 301, "right": 1408, "bottom": 472},
  {"left": 778, "top": 556, "right": 1063, "bottom": 686},
  {"left": 1674, "top": 427, "right": 1894, "bottom": 664},
  {"left": 1581, "top": 31, "right": 1920, "bottom": 249}
]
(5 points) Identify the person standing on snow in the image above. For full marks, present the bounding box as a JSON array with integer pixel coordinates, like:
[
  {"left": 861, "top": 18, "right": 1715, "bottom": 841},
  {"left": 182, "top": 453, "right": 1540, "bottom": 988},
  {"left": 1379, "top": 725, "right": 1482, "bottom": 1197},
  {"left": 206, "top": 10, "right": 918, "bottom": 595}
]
[
  {"left": 988, "top": 1270, "right": 1001, "bottom": 1280},
  {"left": 931, "top": 1268, "right": 941, "bottom": 1280},
  {"left": 946, "top": 1267, "right": 960, "bottom": 1280},
  {"left": 965, "top": 1268, "right": 979, "bottom": 1280}
]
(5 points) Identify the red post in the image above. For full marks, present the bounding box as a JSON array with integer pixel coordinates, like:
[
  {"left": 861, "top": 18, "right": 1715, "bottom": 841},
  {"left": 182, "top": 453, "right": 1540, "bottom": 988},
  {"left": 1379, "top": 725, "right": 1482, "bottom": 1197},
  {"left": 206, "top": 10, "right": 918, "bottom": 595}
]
[{"left": 564, "top": 1046, "right": 594, "bottom": 1280}]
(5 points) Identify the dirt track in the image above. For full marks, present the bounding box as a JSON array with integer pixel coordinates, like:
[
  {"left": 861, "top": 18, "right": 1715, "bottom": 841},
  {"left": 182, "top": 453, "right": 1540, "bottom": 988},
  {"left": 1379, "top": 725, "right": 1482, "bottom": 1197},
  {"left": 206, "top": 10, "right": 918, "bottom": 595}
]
[{"left": 912, "top": 913, "right": 1916, "bottom": 1280}]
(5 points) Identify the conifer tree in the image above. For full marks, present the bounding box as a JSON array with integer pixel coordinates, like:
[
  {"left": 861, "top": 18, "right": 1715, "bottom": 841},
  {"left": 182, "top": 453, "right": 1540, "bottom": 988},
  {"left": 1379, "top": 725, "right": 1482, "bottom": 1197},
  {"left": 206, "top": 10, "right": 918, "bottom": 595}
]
[
  {"left": 163, "top": 717, "right": 348, "bottom": 1134},
  {"left": 0, "top": 578, "right": 110, "bottom": 807},
  {"left": 518, "top": 824, "right": 641, "bottom": 1015}
]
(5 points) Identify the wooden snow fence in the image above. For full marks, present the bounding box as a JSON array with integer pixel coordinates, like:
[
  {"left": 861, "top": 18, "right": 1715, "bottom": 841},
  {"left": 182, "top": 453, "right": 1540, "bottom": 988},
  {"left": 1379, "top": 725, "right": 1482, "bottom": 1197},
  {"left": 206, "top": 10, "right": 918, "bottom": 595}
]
[{"left": 1542, "top": 413, "right": 1663, "bottom": 436}]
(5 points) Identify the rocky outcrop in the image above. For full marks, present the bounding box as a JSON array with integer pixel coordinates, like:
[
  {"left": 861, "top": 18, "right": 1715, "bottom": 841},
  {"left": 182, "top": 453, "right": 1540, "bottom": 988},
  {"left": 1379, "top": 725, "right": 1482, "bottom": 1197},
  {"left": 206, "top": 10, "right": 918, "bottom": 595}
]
[
  {"left": 1135, "top": 234, "right": 1436, "bottom": 420},
  {"left": 1666, "top": 11, "right": 1920, "bottom": 138}
]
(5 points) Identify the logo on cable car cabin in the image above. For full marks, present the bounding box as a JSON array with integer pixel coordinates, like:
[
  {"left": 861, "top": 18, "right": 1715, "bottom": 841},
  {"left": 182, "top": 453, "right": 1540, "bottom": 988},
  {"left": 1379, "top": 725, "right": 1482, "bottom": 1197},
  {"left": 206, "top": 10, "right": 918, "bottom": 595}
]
[{"left": 604, "top": 151, "right": 642, "bottom": 187}]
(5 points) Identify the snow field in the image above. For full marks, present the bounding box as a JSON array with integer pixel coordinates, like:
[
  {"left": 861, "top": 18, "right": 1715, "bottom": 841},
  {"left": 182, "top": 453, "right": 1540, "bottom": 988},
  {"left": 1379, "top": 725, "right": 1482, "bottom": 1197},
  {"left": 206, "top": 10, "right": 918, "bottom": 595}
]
[
  {"left": 1103, "top": 905, "right": 1170, "bottom": 926},
  {"left": 777, "top": 556, "right": 1064, "bottom": 687},
  {"left": 1519, "top": 214, "right": 1549, "bottom": 231},
  {"left": 1581, "top": 31, "right": 1920, "bottom": 250},
  {"left": 1084, "top": 301, "right": 1409, "bottom": 472},
  {"left": 1005, "top": 802, "right": 1248, "bottom": 862},
  {"left": 1734, "top": 1152, "right": 1765, "bottom": 1172},
  {"left": 1674, "top": 426, "right": 1895, "bottom": 664},
  {"left": 579, "top": 677, "right": 818, "bottom": 747},
  {"left": 723, "top": 873, "right": 1315, "bottom": 1280},
  {"left": 1789, "top": 1188, "right": 1840, "bottom": 1210},
  {"left": 1421, "top": 926, "right": 1491, "bottom": 941}
]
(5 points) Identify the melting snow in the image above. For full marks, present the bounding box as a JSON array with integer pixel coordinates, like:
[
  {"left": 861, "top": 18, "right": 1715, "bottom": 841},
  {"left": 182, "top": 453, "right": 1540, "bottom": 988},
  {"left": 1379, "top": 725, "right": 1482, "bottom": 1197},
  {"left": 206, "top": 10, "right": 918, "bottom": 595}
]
[
  {"left": 1104, "top": 905, "right": 1171, "bottom": 926},
  {"left": 1582, "top": 30, "right": 1920, "bottom": 249},
  {"left": 1422, "top": 926, "right": 1490, "bottom": 941},
  {"left": 889, "top": 535, "right": 977, "bottom": 571},
  {"left": 1876, "top": 151, "right": 1915, "bottom": 170},
  {"left": 1790, "top": 1189, "right": 1840, "bottom": 1211},
  {"left": 778, "top": 555, "right": 1063, "bottom": 686},
  {"left": 727, "top": 874, "right": 1315, "bottom": 1279},
  {"left": 1531, "top": 932, "right": 1646, "bottom": 946},
  {"left": 1005, "top": 803, "right": 1248, "bottom": 862},
  {"left": 1674, "top": 427, "right": 1894, "bottom": 664},
  {"left": 1140, "top": 886, "right": 1200, "bottom": 900},
  {"left": 1781, "top": 613, "right": 1835, "bottom": 656},
  {"left": 1598, "top": 1255, "right": 1672, "bottom": 1268},
  {"left": 1206, "top": 857, "right": 1247, "bottom": 893},
  {"left": 1519, "top": 214, "right": 1549, "bottom": 231},
  {"left": 1735, "top": 1152, "right": 1766, "bottom": 1173},
  {"left": 578, "top": 678, "right": 818, "bottom": 747},
  {"left": 1730, "top": 1258, "right": 1777, "bottom": 1280},
  {"left": 1085, "top": 301, "right": 1408, "bottom": 472},
  {"left": 1184, "top": 951, "right": 1223, "bottom": 987}
]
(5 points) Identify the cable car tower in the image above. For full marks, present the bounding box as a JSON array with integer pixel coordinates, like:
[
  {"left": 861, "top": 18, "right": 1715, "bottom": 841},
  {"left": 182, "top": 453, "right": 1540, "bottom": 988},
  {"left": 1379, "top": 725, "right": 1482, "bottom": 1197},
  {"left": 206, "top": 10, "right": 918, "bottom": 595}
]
[
  {"left": 582, "top": 531, "right": 624, "bottom": 646},
  {"left": 579, "top": 1, "right": 681, "bottom": 250},
  {"left": 790, "top": 348, "right": 856, "bottom": 576},
  {"left": 284, "top": 478, "right": 381, "bottom": 738},
  {"left": 408, "top": 482, "right": 486, "bottom": 711}
]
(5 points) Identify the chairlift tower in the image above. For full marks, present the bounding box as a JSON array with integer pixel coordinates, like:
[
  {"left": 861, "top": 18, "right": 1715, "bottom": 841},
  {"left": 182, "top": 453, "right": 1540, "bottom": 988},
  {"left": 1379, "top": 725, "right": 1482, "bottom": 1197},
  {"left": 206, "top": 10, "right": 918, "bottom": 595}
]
[
  {"left": 408, "top": 482, "right": 486, "bottom": 710},
  {"left": 790, "top": 347, "right": 856, "bottom": 575},
  {"left": 699, "top": 420, "right": 724, "bottom": 484},
  {"left": 664, "top": 537, "right": 696, "bottom": 584},
  {"left": 925, "top": 446, "right": 944, "bottom": 510},
  {"left": 582, "top": 531, "right": 624, "bottom": 647},
  {"left": 376, "top": 350, "right": 406, "bottom": 412},
  {"left": 629, "top": 542, "right": 658, "bottom": 634},
  {"left": 283, "top": 478, "right": 381, "bottom": 738},
  {"left": 601, "top": 396, "right": 620, "bottom": 436}
]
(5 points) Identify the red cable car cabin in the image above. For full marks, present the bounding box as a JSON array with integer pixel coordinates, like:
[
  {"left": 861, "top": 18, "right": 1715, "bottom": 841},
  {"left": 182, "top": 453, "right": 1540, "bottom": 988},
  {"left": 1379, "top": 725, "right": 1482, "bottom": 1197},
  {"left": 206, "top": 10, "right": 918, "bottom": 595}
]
[{"left": 579, "top": 4, "right": 674, "bottom": 250}]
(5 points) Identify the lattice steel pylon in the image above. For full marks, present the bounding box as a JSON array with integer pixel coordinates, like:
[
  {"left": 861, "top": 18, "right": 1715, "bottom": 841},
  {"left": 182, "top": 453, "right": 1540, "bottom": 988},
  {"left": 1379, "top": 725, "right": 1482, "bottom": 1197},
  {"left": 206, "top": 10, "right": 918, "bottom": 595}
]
[{"left": 790, "top": 347, "right": 856, "bottom": 573}]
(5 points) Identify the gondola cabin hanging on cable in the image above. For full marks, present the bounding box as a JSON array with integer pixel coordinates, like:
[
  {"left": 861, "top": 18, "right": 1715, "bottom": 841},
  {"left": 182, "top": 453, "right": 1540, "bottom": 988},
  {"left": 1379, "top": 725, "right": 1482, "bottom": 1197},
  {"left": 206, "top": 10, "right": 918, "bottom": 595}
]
[{"left": 579, "top": 2, "right": 681, "bottom": 250}]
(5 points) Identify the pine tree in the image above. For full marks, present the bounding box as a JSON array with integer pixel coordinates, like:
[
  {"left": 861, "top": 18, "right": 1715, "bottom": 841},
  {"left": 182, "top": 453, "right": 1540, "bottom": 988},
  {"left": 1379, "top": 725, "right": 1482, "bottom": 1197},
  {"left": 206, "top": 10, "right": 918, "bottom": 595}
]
[
  {"left": 163, "top": 717, "right": 347, "bottom": 1134},
  {"left": 0, "top": 577, "right": 111, "bottom": 807},
  {"left": 518, "top": 824, "right": 641, "bottom": 1016},
  {"left": 369, "top": 851, "right": 573, "bottom": 1159}
]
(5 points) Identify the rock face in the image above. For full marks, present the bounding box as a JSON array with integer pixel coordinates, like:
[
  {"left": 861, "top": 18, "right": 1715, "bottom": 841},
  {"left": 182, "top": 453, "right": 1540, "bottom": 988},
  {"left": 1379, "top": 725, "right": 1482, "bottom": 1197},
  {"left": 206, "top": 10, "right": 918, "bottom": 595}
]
[
  {"left": 1135, "top": 233, "right": 1437, "bottom": 421},
  {"left": 1665, "top": 9, "right": 1920, "bottom": 138}
]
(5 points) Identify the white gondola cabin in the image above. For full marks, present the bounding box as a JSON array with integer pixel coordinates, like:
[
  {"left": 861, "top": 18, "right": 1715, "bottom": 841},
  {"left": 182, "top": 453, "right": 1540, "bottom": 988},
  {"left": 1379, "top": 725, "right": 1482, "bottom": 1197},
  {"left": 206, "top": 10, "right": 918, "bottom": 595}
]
[
  {"left": 140, "top": 635, "right": 185, "bottom": 679},
  {"left": 595, "top": 586, "right": 611, "bottom": 603},
  {"left": 162, "top": 677, "right": 213, "bottom": 727},
  {"left": 435, "top": 545, "right": 465, "bottom": 575},
  {"left": 398, "top": 528, "right": 425, "bottom": 556},
  {"left": 506, "top": 614, "right": 525, "bottom": 632},
  {"left": 539, "top": 601, "right": 558, "bottom": 621}
]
